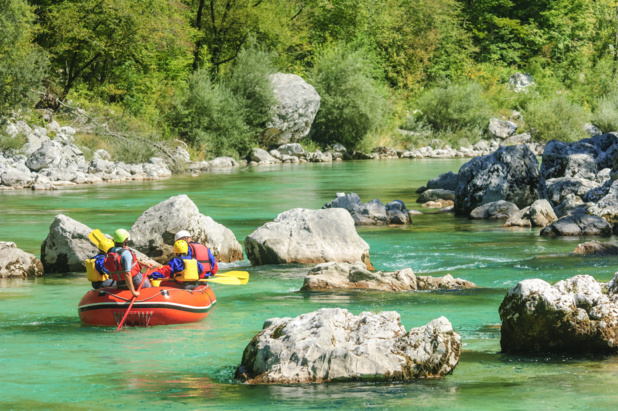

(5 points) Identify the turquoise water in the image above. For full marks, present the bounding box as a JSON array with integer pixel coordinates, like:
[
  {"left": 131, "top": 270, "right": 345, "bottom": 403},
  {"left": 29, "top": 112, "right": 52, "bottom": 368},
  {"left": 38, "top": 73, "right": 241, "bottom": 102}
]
[{"left": 2, "top": 159, "right": 618, "bottom": 410}]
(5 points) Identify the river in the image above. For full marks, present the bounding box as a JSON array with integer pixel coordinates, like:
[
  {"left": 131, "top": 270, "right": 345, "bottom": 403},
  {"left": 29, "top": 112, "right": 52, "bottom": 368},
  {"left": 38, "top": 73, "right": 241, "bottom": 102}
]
[{"left": 2, "top": 159, "right": 618, "bottom": 409}]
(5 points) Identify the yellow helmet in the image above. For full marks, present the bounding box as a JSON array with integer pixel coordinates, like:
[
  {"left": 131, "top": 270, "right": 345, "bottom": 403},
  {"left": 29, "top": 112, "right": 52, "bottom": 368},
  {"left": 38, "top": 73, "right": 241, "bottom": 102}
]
[
  {"left": 174, "top": 239, "right": 188, "bottom": 255},
  {"left": 98, "top": 238, "right": 114, "bottom": 253}
]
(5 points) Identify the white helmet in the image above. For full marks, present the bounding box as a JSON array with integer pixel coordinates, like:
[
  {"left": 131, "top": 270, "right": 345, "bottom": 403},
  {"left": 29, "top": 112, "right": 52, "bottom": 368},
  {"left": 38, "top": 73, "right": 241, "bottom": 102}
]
[{"left": 174, "top": 230, "right": 191, "bottom": 241}]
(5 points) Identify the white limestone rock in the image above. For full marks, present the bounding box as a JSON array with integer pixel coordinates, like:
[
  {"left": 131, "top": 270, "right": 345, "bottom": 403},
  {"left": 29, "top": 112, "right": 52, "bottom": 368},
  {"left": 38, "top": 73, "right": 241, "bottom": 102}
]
[{"left": 0, "top": 242, "right": 44, "bottom": 278}]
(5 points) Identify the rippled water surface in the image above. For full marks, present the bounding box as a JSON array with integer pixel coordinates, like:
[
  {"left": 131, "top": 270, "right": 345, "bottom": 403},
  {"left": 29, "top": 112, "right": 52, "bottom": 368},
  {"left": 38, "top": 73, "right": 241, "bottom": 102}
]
[{"left": 2, "top": 159, "right": 618, "bottom": 410}]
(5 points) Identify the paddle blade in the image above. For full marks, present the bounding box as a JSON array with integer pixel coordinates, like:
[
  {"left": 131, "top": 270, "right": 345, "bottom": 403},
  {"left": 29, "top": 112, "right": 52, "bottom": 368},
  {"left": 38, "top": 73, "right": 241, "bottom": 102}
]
[
  {"left": 200, "top": 276, "right": 243, "bottom": 285},
  {"left": 214, "top": 271, "right": 249, "bottom": 284},
  {"left": 88, "top": 229, "right": 107, "bottom": 248}
]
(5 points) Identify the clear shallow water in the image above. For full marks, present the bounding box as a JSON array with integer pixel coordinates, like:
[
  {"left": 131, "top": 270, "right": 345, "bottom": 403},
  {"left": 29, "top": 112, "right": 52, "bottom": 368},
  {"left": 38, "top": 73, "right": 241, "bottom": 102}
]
[{"left": 2, "top": 159, "right": 618, "bottom": 410}]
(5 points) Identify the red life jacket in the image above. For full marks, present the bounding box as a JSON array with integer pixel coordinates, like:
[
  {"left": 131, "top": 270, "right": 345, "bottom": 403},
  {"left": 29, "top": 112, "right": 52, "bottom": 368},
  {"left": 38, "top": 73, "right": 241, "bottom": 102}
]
[
  {"left": 188, "top": 242, "right": 212, "bottom": 273},
  {"left": 103, "top": 248, "right": 141, "bottom": 282}
]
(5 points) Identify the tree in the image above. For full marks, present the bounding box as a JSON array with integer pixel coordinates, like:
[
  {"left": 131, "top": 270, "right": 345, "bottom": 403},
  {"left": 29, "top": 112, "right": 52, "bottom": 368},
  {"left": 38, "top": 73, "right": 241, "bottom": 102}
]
[
  {"left": 0, "top": 0, "right": 47, "bottom": 114},
  {"left": 32, "top": 0, "right": 194, "bottom": 101}
]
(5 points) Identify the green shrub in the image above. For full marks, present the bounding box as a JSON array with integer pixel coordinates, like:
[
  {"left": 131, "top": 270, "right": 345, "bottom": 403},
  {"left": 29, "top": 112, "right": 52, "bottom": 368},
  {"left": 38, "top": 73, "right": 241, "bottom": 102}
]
[
  {"left": 592, "top": 92, "right": 618, "bottom": 133},
  {"left": 416, "top": 82, "right": 492, "bottom": 131},
  {"left": 309, "top": 44, "right": 388, "bottom": 150},
  {"left": 170, "top": 70, "right": 253, "bottom": 158},
  {"left": 227, "top": 47, "right": 277, "bottom": 131},
  {"left": 0, "top": 130, "right": 27, "bottom": 152},
  {"left": 525, "top": 96, "right": 588, "bottom": 142}
]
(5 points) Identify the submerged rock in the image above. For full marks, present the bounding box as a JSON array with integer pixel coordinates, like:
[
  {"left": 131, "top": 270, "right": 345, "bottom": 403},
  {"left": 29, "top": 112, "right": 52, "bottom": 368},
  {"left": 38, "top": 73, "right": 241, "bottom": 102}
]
[
  {"left": 244, "top": 208, "right": 373, "bottom": 268},
  {"left": 130, "top": 195, "right": 243, "bottom": 263},
  {"left": 417, "top": 189, "right": 455, "bottom": 204},
  {"left": 235, "top": 308, "right": 461, "bottom": 383},
  {"left": 469, "top": 200, "right": 519, "bottom": 220},
  {"left": 572, "top": 240, "right": 618, "bottom": 255},
  {"left": 499, "top": 275, "right": 618, "bottom": 354},
  {"left": 301, "top": 262, "right": 476, "bottom": 292},
  {"left": 0, "top": 242, "right": 44, "bottom": 278}
]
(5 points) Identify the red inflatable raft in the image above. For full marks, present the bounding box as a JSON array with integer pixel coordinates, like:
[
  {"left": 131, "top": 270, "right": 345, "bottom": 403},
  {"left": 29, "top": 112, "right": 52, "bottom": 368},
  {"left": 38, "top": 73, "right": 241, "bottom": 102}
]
[{"left": 78, "top": 284, "right": 216, "bottom": 327}]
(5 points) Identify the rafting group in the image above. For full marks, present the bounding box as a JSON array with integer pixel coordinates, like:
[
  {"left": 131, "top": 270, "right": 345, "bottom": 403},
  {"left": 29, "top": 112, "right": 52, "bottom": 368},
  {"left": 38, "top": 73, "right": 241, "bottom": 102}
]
[{"left": 78, "top": 229, "right": 248, "bottom": 329}]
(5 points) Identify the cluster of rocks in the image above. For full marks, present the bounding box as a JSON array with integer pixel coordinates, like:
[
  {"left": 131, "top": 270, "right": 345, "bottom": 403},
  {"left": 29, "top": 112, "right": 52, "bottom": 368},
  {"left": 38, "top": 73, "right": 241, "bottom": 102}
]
[
  {"left": 235, "top": 308, "right": 461, "bottom": 383},
  {"left": 418, "top": 133, "right": 618, "bottom": 236},
  {"left": 322, "top": 193, "right": 412, "bottom": 225},
  {"left": 301, "top": 262, "right": 476, "bottom": 292},
  {"left": 499, "top": 274, "right": 618, "bottom": 354}
]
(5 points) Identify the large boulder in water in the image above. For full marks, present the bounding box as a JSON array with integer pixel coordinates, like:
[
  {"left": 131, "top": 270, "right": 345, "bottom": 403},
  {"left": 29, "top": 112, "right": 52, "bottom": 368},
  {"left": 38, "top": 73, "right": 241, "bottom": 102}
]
[
  {"left": 260, "top": 73, "right": 321, "bottom": 146},
  {"left": 301, "top": 262, "right": 476, "bottom": 292},
  {"left": 41, "top": 214, "right": 157, "bottom": 273},
  {"left": 235, "top": 308, "right": 461, "bottom": 383},
  {"left": 244, "top": 208, "right": 373, "bottom": 268},
  {"left": 130, "top": 195, "right": 244, "bottom": 264},
  {"left": 499, "top": 275, "right": 618, "bottom": 354},
  {"left": 454, "top": 145, "right": 545, "bottom": 216},
  {"left": 0, "top": 242, "right": 44, "bottom": 278},
  {"left": 41, "top": 214, "right": 99, "bottom": 273}
]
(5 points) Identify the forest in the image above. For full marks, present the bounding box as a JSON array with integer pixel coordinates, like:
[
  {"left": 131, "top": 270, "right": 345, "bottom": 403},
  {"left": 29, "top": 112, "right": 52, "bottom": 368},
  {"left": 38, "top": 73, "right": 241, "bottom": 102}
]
[{"left": 2, "top": 0, "right": 618, "bottom": 160}]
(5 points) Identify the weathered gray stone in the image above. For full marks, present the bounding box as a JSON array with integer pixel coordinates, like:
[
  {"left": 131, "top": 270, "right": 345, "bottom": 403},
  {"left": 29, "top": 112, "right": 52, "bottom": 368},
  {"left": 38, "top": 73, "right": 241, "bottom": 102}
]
[
  {"left": 209, "top": 156, "right": 239, "bottom": 168},
  {"left": 488, "top": 118, "right": 518, "bottom": 139},
  {"left": 235, "top": 308, "right": 461, "bottom": 383},
  {"left": 301, "top": 262, "right": 476, "bottom": 291},
  {"left": 508, "top": 73, "right": 535, "bottom": 92},
  {"left": 323, "top": 193, "right": 410, "bottom": 225},
  {"left": 0, "top": 242, "right": 44, "bottom": 278},
  {"left": 0, "top": 168, "right": 34, "bottom": 189},
  {"left": 261, "top": 73, "right": 321, "bottom": 146},
  {"left": 500, "top": 275, "right": 618, "bottom": 354},
  {"left": 306, "top": 150, "right": 332, "bottom": 163},
  {"left": 501, "top": 133, "right": 531, "bottom": 146},
  {"left": 245, "top": 208, "right": 373, "bottom": 268},
  {"left": 585, "top": 123, "right": 603, "bottom": 137},
  {"left": 546, "top": 177, "right": 599, "bottom": 206},
  {"left": 130, "top": 194, "right": 244, "bottom": 263},
  {"left": 540, "top": 212, "right": 612, "bottom": 236},
  {"left": 25, "top": 141, "right": 85, "bottom": 172},
  {"left": 426, "top": 172, "right": 458, "bottom": 192},
  {"left": 277, "top": 143, "right": 306, "bottom": 157},
  {"left": 587, "top": 180, "right": 618, "bottom": 224},
  {"left": 469, "top": 201, "right": 519, "bottom": 220},
  {"left": 250, "top": 148, "right": 279, "bottom": 164},
  {"left": 417, "top": 189, "right": 456, "bottom": 203}
]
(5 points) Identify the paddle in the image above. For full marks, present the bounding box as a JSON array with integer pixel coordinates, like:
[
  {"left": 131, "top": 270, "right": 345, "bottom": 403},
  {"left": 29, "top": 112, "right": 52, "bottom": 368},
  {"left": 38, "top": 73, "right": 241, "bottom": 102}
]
[
  {"left": 213, "top": 271, "right": 249, "bottom": 284},
  {"left": 115, "top": 269, "right": 152, "bottom": 331},
  {"left": 199, "top": 276, "right": 244, "bottom": 285},
  {"left": 88, "top": 229, "right": 108, "bottom": 248}
]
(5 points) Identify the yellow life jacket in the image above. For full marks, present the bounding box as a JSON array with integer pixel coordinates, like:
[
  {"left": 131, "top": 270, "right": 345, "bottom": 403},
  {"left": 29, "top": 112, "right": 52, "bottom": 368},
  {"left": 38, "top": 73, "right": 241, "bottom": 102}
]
[
  {"left": 174, "top": 259, "right": 199, "bottom": 282},
  {"left": 85, "top": 259, "right": 109, "bottom": 282}
]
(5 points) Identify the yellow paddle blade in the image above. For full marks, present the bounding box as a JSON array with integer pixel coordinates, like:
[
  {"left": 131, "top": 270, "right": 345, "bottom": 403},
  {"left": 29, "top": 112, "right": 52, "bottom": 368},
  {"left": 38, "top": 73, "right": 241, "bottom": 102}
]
[
  {"left": 88, "top": 229, "right": 107, "bottom": 248},
  {"left": 214, "top": 271, "right": 249, "bottom": 284},
  {"left": 199, "top": 276, "right": 244, "bottom": 285}
]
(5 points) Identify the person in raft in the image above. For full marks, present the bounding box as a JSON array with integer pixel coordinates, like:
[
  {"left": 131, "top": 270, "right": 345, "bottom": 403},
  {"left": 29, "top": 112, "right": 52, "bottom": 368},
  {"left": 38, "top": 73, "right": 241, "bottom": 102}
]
[
  {"left": 104, "top": 229, "right": 152, "bottom": 297},
  {"left": 173, "top": 230, "right": 218, "bottom": 277},
  {"left": 149, "top": 240, "right": 205, "bottom": 287},
  {"left": 86, "top": 237, "right": 116, "bottom": 289}
]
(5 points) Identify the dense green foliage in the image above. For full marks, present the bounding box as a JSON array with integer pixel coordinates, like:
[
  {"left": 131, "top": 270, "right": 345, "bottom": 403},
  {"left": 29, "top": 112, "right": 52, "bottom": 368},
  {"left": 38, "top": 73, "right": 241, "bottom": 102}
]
[
  {"left": 525, "top": 96, "right": 589, "bottom": 142},
  {"left": 0, "top": 0, "right": 47, "bottom": 115},
  {"left": 309, "top": 44, "right": 387, "bottom": 150},
  {"left": 4, "top": 0, "right": 618, "bottom": 157}
]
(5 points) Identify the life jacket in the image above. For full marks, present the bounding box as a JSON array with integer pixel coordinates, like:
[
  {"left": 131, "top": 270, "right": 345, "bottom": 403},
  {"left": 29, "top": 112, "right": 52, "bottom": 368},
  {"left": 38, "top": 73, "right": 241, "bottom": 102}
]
[
  {"left": 173, "top": 258, "right": 199, "bottom": 283},
  {"left": 85, "top": 256, "right": 109, "bottom": 282},
  {"left": 188, "top": 243, "right": 212, "bottom": 273},
  {"left": 103, "top": 248, "right": 140, "bottom": 282}
]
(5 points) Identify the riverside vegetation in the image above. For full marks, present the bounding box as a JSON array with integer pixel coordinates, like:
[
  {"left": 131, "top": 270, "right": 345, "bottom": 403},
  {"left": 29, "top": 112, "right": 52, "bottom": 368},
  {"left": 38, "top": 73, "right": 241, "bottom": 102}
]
[{"left": 4, "top": 0, "right": 618, "bottom": 164}]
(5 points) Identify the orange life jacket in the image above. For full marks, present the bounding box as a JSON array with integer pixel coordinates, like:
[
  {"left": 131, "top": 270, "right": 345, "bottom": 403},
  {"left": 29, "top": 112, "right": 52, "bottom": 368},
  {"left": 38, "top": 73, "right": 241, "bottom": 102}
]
[
  {"left": 188, "top": 243, "right": 212, "bottom": 273},
  {"left": 103, "top": 248, "right": 141, "bottom": 282}
]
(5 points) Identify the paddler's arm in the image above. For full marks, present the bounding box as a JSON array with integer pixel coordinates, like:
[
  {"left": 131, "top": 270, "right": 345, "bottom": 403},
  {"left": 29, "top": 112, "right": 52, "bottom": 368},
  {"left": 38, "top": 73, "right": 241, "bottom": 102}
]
[{"left": 124, "top": 271, "right": 139, "bottom": 297}]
